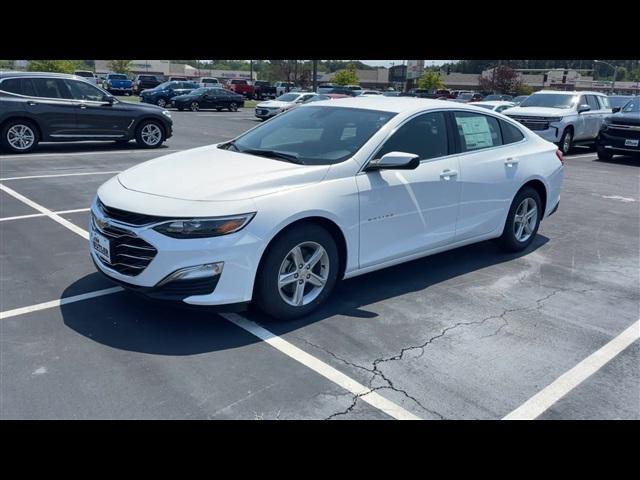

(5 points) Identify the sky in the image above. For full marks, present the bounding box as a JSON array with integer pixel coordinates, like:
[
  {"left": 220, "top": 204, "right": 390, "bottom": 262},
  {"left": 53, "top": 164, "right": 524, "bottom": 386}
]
[{"left": 361, "top": 60, "right": 454, "bottom": 68}]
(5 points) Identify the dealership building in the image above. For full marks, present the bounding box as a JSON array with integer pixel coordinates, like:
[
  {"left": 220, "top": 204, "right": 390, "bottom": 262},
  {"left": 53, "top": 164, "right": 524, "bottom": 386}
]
[{"left": 94, "top": 60, "right": 256, "bottom": 81}]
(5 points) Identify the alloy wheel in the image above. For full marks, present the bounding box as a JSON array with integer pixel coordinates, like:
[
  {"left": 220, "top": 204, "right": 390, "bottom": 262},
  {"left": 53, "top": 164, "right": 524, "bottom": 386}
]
[
  {"left": 513, "top": 197, "right": 538, "bottom": 242},
  {"left": 190, "top": 102, "right": 199, "bottom": 111},
  {"left": 141, "top": 123, "right": 162, "bottom": 146},
  {"left": 7, "top": 124, "right": 35, "bottom": 151},
  {"left": 278, "top": 242, "right": 330, "bottom": 307},
  {"left": 157, "top": 98, "right": 167, "bottom": 107}
]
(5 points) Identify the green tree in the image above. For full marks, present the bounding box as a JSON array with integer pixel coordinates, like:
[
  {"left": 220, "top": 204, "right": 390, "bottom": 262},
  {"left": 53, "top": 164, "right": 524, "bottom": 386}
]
[
  {"left": 107, "top": 60, "right": 132, "bottom": 74},
  {"left": 28, "top": 60, "right": 78, "bottom": 73},
  {"left": 332, "top": 64, "right": 359, "bottom": 85},
  {"left": 417, "top": 71, "right": 444, "bottom": 90}
]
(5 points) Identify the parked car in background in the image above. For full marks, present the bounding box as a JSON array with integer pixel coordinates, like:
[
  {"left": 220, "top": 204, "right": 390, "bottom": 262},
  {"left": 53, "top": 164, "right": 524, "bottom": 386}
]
[
  {"left": 74, "top": 70, "right": 97, "bottom": 85},
  {"left": 459, "top": 92, "right": 484, "bottom": 102},
  {"left": 354, "top": 90, "right": 383, "bottom": 96},
  {"left": 503, "top": 90, "right": 612, "bottom": 154},
  {"left": 596, "top": 97, "right": 640, "bottom": 160},
  {"left": 484, "top": 94, "right": 514, "bottom": 101},
  {"left": 317, "top": 85, "right": 357, "bottom": 96},
  {"left": 323, "top": 94, "right": 351, "bottom": 99},
  {"left": 89, "top": 97, "right": 563, "bottom": 318},
  {"left": 198, "top": 77, "right": 221, "bottom": 89},
  {"left": 133, "top": 74, "right": 161, "bottom": 95},
  {"left": 470, "top": 101, "right": 516, "bottom": 113},
  {"left": 346, "top": 85, "right": 362, "bottom": 92},
  {"left": 140, "top": 80, "right": 199, "bottom": 108},
  {"left": 254, "top": 80, "right": 277, "bottom": 100},
  {"left": 225, "top": 79, "right": 255, "bottom": 99},
  {"left": 383, "top": 91, "right": 402, "bottom": 97},
  {"left": 103, "top": 73, "right": 133, "bottom": 95},
  {"left": 274, "top": 81, "right": 295, "bottom": 96},
  {"left": 0, "top": 72, "right": 172, "bottom": 153},
  {"left": 171, "top": 87, "right": 245, "bottom": 112},
  {"left": 607, "top": 95, "right": 636, "bottom": 111},
  {"left": 168, "top": 76, "right": 187, "bottom": 82},
  {"left": 512, "top": 95, "right": 529, "bottom": 105},
  {"left": 254, "top": 92, "right": 322, "bottom": 120}
]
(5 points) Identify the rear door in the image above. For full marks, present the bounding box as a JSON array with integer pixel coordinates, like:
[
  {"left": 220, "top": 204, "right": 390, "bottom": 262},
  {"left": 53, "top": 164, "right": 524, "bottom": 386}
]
[
  {"left": 27, "top": 77, "right": 78, "bottom": 138},
  {"left": 453, "top": 111, "right": 525, "bottom": 241}
]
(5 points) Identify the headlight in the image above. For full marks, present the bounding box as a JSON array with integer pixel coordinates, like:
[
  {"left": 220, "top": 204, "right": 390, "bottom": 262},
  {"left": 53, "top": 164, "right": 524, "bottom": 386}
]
[
  {"left": 548, "top": 117, "right": 563, "bottom": 123},
  {"left": 153, "top": 213, "right": 256, "bottom": 239},
  {"left": 162, "top": 110, "right": 172, "bottom": 119}
]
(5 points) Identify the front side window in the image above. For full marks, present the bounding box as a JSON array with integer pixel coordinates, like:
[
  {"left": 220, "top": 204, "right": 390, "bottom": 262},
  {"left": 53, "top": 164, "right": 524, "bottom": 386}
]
[
  {"left": 622, "top": 99, "right": 639, "bottom": 113},
  {"left": 108, "top": 74, "right": 127, "bottom": 80},
  {"left": 598, "top": 96, "right": 610, "bottom": 109},
  {"left": 224, "top": 106, "right": 396, "bottom": 166},
  {"left": 66, "top": 80, "right": 107, "bottom": 101},
  {"left": 454, "top": 111, "right": 502, "bottom": 152},
  {"left": 376, "top": 112, "right": 449, "bottom": 161},
  {"left": 31, "top": 78, "right": 71, "bottom": 99}
]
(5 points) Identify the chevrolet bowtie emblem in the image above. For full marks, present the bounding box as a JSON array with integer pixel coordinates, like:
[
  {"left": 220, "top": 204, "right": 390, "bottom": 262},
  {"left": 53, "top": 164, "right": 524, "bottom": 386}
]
[{"left": 95, "top": 216, "right": 109, "bottom": 230}]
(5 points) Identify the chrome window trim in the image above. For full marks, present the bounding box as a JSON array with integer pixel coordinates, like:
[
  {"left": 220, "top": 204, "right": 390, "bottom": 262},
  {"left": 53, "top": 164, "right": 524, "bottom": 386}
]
[{"left": 358, "top": 108, "right": 528, "bottom": 173}]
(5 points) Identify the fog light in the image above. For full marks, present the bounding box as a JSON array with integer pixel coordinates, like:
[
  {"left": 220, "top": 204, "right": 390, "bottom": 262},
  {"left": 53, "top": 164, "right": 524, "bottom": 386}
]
[{"left": 157, "top": 262, "right": 224, "bottom": 287}]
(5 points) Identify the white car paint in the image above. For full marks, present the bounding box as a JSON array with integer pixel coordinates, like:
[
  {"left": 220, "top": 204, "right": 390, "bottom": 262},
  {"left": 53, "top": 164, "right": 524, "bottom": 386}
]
[
  {"left": 470, "top": 101, "right": 516, "bottom": 113},
  {"left": 254, "top": 92, "right": 319, "bottom": 119},
  {"left": 91, "top": 97, "right": 564, "bottom": 308}
]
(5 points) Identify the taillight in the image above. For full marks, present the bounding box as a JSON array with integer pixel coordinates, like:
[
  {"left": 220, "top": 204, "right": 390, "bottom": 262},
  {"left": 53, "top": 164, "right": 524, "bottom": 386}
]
[{"left": 555, "top": 149, "right": 564, "bottom": 166}]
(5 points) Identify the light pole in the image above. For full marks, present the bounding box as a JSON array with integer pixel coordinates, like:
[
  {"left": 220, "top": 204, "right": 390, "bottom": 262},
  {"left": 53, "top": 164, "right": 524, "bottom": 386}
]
[{"left": 595, "top": 60, "right": 618, "bottom": 94}]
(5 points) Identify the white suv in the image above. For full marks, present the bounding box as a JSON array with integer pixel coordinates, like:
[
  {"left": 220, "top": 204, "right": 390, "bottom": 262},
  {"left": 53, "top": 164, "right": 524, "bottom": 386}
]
[{"left": 503, "top": 90, "right": 612, "bottom": 154}]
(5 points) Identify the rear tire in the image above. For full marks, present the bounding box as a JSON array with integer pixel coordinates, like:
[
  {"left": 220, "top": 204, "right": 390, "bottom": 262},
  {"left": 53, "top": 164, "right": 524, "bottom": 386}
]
[
  {"left": 156, "top": 98, "right": 167, "bottom": 108},
  {"left": 229, "top": 102, "right": 238, "bottom": 112},
  {"left": 498, "top": 187, "right": 542, "bottom": 253},
  {"left": 1, "top": 119, "right": 39, "bottom": 153},
  {"left": 255, "top": 224, "right": 339, "bottom": 320}
]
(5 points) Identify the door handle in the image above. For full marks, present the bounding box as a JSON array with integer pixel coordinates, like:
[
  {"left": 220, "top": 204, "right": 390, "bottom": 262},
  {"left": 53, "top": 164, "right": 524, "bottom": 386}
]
[
  {"left": 27, "top": 101, "right": 38, "bottom": 106},
  {"left": 79, "top": 104, "right": 87, "bottom": 109},
  {"left": 440, "top": 169, "right": 458, "bottom": 180},
  {"left": 504, "top": 158, "right": 519, "bottom": 167}
]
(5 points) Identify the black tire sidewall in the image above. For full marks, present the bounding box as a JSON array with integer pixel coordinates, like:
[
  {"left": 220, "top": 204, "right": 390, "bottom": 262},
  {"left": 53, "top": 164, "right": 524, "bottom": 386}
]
[
  {"left": 256, "top": 225, "right": 339, "bottom": 320},
  {"left": 1, "top": 120, "right": 39, "bottom": 153},
  {"left": 500, "top": 187, "right": 542, "bottom": 252},
  {"left": 559, "top": 128, "right": 573, "bottom": 155},
  {"left": 135, "top": 120, "right": 165, "bottom": 149}
]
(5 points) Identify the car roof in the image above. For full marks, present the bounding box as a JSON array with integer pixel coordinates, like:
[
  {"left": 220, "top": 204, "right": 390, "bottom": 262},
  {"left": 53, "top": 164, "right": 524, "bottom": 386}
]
[
  {"left": 535, "top": 90, "right": 606, "bottom": 96},
  {"left": 0, "top": 70, "right": 79, "bottom": 80},
  {"left": 472, "top": 101, "right": 515, "bottom": 106},
  {"left": 300, "top": 96, "right": 507, "bottom": 115}
]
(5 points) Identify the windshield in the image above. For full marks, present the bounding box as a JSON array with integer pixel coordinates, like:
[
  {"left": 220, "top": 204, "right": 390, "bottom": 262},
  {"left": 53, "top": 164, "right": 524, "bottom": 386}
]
[
  {"left": 609, "top": 96, "right": 634, "bottom": 109},
  {"left": 276, "top": 93, "right": 301, "bottom": 102},
  {"left": 109, "top": 74, "right": 127, "bottom": 80},
  {"left": 222, "top": 106, "right": 396, "bottom": 166},
  {"left": 484, "top": 95, "right": 500, "bottom": 100},
  {"left": 188, "top": 88, "right": 209, "bottom": 95},
  {"left": 621, "top": 99, "right": 639, "bottom": 113},
  {"left": 202, "top": 78, "right": 218, "bottom": 83},
  {"left": 474, "top": 104, "right": 495, "bottom": 110},
  {"left": 519, "top": 93, "right": 578, "bottom": 109},
  {"left": 514, "top": 96, "right": 528, "bottom": 102},
  {"left": 459, "top": 93, "right": 474, "bottom": 100}
]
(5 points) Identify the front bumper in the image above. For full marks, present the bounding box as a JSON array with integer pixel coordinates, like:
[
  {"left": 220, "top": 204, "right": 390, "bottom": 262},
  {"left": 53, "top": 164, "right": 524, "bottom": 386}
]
[
  {"left": 597, "top": 129, "right": 640, "bottom": 155},
  {"left": 89, "top": 200, "right": 264, "bottom": 306},
  {"left": 255, "top": 107, "right": 280, "bottom": 119}
]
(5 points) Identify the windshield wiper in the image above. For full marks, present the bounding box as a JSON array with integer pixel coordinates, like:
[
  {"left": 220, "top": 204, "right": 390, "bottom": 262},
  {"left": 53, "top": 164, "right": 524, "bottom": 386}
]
[
  {"left": 241, "top": 148, "right": 304, "bottom": 164},
  {"left": 218, "top": 140, "right": 239, "bottom": 151}
]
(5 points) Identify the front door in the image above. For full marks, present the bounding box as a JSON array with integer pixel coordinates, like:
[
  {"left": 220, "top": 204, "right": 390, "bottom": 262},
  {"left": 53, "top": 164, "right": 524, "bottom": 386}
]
[{"left": 356, "top": 111, "right": 461, "bottom": 268}]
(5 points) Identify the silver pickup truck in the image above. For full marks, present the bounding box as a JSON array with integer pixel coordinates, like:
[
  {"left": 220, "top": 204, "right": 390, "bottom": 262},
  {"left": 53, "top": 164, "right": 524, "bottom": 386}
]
[{"left": 503, "top": 90, "right": 612, "bottom": 154}]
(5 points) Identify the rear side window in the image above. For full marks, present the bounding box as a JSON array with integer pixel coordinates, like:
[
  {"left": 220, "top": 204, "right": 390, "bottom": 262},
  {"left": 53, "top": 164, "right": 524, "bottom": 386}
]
[
  {"left": 31, "top": 78, "right": 71, "bottom": 99},
  {"left": 500, "top": 120, "right": 525, "bottom": 144},
  {"left": 377, "top": 111, "right": 449, "bottom": 160},
  {"left": 454, "top": 111, "right": 502, "bottom": 152},
  {"left": 1, "top": 77, "right": 37, "bottom": 96}
]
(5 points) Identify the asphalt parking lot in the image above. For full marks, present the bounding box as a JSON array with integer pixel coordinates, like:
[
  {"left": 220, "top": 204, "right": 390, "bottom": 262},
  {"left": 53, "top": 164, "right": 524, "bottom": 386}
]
[{"left": 1, "top": 108, "right": 638, "bottom": 420}]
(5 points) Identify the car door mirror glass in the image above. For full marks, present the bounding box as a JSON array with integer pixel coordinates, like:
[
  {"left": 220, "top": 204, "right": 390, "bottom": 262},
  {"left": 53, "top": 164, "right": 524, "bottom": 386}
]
[{"left": 367, "top": 152, "right": 420, "bottom": 171}]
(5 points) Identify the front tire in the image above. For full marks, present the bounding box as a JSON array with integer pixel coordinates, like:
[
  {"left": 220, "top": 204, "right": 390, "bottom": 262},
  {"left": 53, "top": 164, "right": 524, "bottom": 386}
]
[
  {"left": 190, "top": 101, "right": 200, "bottom": 112},
  {"left": 1, "top": 119, "right": 39, "bottom": 153},
  {"left": 135, "top": 120, "right": 165, "bottom": 149},
  {"left": 156, "top": 98, "right": 167, "bottom": 108},
  {"left": 255, "top": 224, "right": 339, "bottom": 320},
  {"left": 558, "top": 128, "right": 573, "bottom": 155},
  {"left": 596, "top": 145, "right": 613, "bottom": 161},
  {"left": 499, "top": 187, "right": 542, "bottom": 252},
  {"left": 228, "top": 102, "right": 238, "bottom": 112}
]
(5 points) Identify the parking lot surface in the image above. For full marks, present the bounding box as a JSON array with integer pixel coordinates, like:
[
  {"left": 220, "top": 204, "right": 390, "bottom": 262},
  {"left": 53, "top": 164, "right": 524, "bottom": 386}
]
[{"left": 1, "top": 109, "right": 638, "bottom": 419}]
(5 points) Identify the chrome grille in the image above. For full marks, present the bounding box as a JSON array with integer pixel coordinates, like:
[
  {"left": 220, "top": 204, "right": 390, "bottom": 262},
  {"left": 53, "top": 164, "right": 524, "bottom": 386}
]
[
  {"left": 91, "top": 213, "right": 157, "bottom": 276},
  {"left": 97, "top": 199, "right": 170, "bottom": 226}
]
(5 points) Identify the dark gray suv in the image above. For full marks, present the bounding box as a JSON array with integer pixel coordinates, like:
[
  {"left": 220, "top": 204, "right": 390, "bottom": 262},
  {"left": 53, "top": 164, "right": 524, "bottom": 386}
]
[{"left": 0, "top": 71, "right": 173, "bottom": 153}]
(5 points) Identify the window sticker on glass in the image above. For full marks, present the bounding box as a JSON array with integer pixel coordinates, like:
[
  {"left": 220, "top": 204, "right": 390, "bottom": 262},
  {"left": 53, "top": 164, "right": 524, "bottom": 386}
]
[{"left": 456, "top": 115, "right": 494, "bottom": 150}]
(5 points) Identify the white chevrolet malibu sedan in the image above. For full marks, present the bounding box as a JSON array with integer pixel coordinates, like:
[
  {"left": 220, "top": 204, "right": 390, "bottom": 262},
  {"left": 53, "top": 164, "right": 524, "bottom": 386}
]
[{"left": 90, "top": 97, "right": 564, "bottom": 319}]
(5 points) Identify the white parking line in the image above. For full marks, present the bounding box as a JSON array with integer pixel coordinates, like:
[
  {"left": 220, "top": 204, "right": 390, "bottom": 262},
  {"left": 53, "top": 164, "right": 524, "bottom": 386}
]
[
  {"left": 222, "top": 313, "right": 421, "bottom": 420},
  {"left": 0, "top": 183, "right": 89, "bottom": 239},
  {"left": 0, "top": 149, "right": 179, "bottom": 159},
  {"left": 0, "top": 185, "right": 419, "bottom": 420},
  {"left": 0, "top": 287, "right": 123, "bottom": 320},
  {"left": 0, "top": 171, "right": 120, "bottom": 181},
  {"left": 503, "top": 319, "right": 640, "bottom": 420},
  {"left": 0, "top": 207, "right": 90, "bottom": 222}
]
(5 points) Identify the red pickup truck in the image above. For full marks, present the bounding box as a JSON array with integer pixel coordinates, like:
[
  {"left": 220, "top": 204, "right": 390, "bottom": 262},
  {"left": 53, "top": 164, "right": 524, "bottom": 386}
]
[{"left": 224, "top": 79, "right": 255, "bottom": 99}]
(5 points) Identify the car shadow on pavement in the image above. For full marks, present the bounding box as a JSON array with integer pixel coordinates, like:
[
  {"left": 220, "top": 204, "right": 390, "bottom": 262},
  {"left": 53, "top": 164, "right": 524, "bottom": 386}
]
[
  {"left": 10, "top": 142, "right": 173, "bottom": 155},
  {"left": 593, "top": 155, "right": 640, "bottom": 167},
  {"left": 61, "top": 235, "right": 549, "bottom": 356}
]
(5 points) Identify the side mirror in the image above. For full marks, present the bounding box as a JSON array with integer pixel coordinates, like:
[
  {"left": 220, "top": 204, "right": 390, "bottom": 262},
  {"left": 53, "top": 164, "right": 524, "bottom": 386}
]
[
  {"left": 577, "top": 104, "right": 591, "bottom": 113},
  {"left": 366, "top": 152, "right": 420, "bottom": 171},
  {"left": 612, "top": 107, "right": 621, "bottom": 113},
  {"left": 104, "top": 96, "right": 116, "bottom": 105}
]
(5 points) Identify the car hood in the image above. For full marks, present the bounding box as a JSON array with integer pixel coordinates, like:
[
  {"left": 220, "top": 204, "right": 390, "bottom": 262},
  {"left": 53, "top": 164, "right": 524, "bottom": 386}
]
[
  {"left": 257, "top": 100, "right": 293, "bottom": 109},
  {"left": 503, "top": 106, "right": 572, "bottom": 117},
  {"left": 117, "top": 144, "right": 330, "bottom": 201},
  {"left": 607, "top": 112, "right": 640, "bottom": 125}
]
